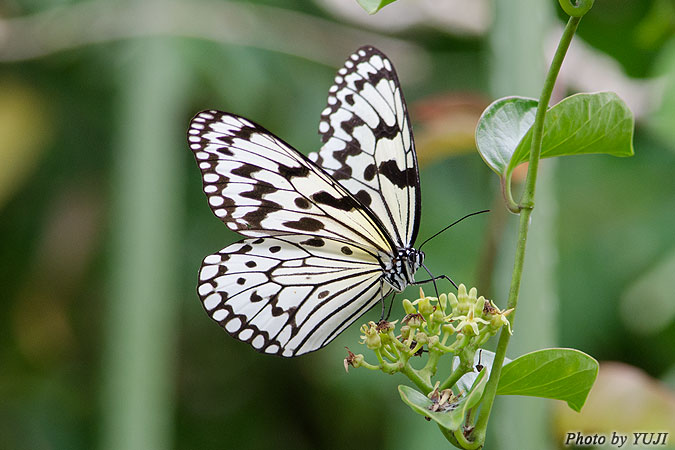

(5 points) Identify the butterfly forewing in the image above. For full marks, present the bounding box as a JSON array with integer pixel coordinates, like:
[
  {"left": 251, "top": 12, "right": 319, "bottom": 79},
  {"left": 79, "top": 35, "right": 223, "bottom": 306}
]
[
  {"left": 310, "top": 46, "right": 421, "bottom": 249},
  {"left": 198, "top": 235, "right": 392, "bottom": 356},
  {"left": 188, "top": 112, "right": 393, "bottom": 252}
]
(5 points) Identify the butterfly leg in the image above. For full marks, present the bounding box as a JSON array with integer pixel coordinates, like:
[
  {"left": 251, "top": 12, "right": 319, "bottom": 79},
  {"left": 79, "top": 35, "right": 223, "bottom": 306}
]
[
  {"left": 384, "top": 292, "right": 397, "bottom": 321},
  {"left": 379, "top": 279, "right": 396, "bottom": 321},
  {"left": 413, "top": 274, "right": 459, "bottom": 294},
  {"left": 413, "top": 262, "right": 458, "bottom": 297}
]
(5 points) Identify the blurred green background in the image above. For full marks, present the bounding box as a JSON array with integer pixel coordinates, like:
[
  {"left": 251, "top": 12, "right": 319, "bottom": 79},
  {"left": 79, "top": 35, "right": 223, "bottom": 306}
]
[{"left": 1, "top": 0, "right": 674, "bottom": 449}]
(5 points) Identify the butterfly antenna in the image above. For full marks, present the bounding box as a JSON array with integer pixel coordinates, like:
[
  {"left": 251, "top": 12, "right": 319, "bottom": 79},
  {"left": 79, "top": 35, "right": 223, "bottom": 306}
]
[{"left": 418, "top": 210, "right": 490, "bottom": 251}]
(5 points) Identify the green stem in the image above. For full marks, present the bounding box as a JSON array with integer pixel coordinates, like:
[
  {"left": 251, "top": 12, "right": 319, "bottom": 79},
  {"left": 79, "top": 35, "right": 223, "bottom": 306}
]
[
  {"left": 558, "top": 0, "right": 594, "bottom": 17},
  {"left": 454, "top": 428, "right": 481, "bottom": 450},
  {"left": 470, "top": 15, "right": 583, "bottom": 447},
  {"left": 501, "top": 171, "right": 520, "bottom": 213},
  {"left": 520, "top": 15, "right": 582, "bottom": 209},
  {"left": 439, "top": 426, "right": 463, "bottom": 448},
  {"left": 439, "top": 363, "right": 471, "bottom": 391},
  {"left": 401, "top": 364, "right": 433, "bottom": 393},
  {"left": 419, "top": 348, "right": 442, "bottom": 379}
]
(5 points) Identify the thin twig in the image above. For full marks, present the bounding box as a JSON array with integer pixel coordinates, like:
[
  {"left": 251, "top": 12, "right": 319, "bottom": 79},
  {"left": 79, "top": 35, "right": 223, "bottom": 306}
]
[{"left": 0, "top": 0, "right": 430, "bottom": 80}]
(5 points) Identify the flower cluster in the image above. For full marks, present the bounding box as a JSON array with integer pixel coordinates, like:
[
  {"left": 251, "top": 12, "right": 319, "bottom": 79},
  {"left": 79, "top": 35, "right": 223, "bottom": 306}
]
[{"left": 344, "top": 285, "right": 512, "bottom": 394}]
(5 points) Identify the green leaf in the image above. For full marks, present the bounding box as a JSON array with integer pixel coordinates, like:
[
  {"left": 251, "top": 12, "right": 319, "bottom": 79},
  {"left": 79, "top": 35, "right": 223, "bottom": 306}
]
[
  {"left": 497, "top": 348, "right": 598, "bottom": 412},
  {"left": 506, "top": 92, "right": 635, "bottom": 176},
  {"left": 475, "top": 92, "right": 635, "bottom": 181},
  {"left": 398, "top": 368, "right": 488, "bottom": 432},
  {"left": 475, "top": 96, "right": 538, "bottom": 175},
  {"left": 356, "top": 0, "right": 397, "bottom": 14}
]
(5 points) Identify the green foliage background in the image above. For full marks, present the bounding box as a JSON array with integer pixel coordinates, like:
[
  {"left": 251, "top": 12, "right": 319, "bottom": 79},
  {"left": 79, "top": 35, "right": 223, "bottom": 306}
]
[{"left": 0, "top": 0, "right": 673, "bottom": 449}]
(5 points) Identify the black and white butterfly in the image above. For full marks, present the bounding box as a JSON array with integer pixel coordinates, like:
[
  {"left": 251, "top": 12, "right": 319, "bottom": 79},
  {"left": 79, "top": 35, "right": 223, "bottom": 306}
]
[{"left": 188, "top": 46, "right": 436, "bottom": 357}]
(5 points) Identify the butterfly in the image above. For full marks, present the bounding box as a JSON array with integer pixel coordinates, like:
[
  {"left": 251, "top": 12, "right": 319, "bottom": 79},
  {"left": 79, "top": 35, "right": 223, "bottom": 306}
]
[{"left": 188, "top": 45, "right": 436, "bottom": 357}]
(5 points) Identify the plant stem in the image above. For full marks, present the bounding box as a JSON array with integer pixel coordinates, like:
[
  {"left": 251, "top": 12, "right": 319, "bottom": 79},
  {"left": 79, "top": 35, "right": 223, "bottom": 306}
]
[
  {"left": 469, "top": 15, "right": 582, "bottom": 446},
  {"left": 439, "top": 363, "right": 471, "bottom": 391},
  {"left": 520, "top": 16, "right": 581, "bottom": 209},
  {"left": 401, "top": 364, "right": 432, "bottom": 393},
  {"left": 100, "top": 40, "right": 186, "bottom": 450}
]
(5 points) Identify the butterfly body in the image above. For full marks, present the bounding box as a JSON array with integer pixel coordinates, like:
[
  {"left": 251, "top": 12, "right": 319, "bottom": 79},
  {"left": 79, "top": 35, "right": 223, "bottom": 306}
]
[
  {"left": 383, "top": 247, "right": 424, "bottom": 292},
  {"left": 188, "top": 46, "right": 425, "bottom": 356}
]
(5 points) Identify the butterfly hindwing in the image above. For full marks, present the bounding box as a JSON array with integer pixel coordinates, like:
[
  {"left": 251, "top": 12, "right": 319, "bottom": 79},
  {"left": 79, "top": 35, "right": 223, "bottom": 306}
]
[
  {"left": 198, "top": 235, "right": 393, "bottom": 356},
  {"left": 310, "top": 45, "right": 421, "bottom": 249}
]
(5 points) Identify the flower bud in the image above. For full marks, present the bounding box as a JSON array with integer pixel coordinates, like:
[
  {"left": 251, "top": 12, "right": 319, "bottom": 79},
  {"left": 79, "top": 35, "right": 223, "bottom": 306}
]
[
  {"left": 418, "top": 296, "right": 434, "bottom": 315},
  {"left": 402, "top": 298, "right": 417, "bottom": 315},
  {"left": 457, "top": 284, "right": 468, "bottom": 300},
  {"left": 439, "top": 293, "right": 448, "bottom": 312},
  {"left": 431, "top": 308, "right": 445, "bottom": 325},
  {"left": 365, "top": 331, "right": 381, "bottom": 349},
  {"left": 448, "top": 293, "right": 459, "bottom": 311},
  {"left": 415, "top": 331, "right": 428, "bottom": 345},
  {"left": 475, "top": 296, "right": 486, "bottom": 315}
]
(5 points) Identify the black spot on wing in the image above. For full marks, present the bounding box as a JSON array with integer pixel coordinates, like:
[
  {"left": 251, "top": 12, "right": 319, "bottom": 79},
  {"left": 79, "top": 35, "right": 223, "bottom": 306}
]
[
  {"left": 372, "top": 119, "right": 401, "bottom": 141},
  {"left": 278, "top": 164, "right": 310, "bottom": 179},
  {"left": 214, "top": 145, "right": 234, "bottom": 157},
  {"left": 311, "top": 191, "right": 358, "bottom": 212},
  {"left": 283, "top": 217, "right": 325, "bottom": 232},
  {"left": 340, "top": 116, "right": 366, "bottom": 136},
  {"left": 241, "top": 182, "right": 276, "bottom": 200},
  {"left": 232, "top": 164, "right": 262, "bottom": 178},
  {"left": 240, "top": 200, "right": 282, "bottom": 229},
  {"left": 354, "top": 190, "right": 373, "bottom": 207},
  {"left": 378, "top": 160, "right": 417, "bottom": 189},
  {"left": 363, "top": 164, "right": 376, "bottom": 181},
  {"left": 331, "top": 165, "right": 352, "bottom": 181},
  {"left": 294, "top": 197, "right": 311, "bottom": 209},
  {"left": 301, "top": 237, "right": 325, "bottom": 247}
]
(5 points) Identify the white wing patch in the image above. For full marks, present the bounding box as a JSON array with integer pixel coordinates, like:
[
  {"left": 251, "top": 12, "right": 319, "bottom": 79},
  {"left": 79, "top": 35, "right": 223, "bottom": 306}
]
[
  {"left": 309, "top": 46, "right": 420, "bottom": 248},
  {"left": 197, "top": 235, "right": 392, "bottom": 357}
]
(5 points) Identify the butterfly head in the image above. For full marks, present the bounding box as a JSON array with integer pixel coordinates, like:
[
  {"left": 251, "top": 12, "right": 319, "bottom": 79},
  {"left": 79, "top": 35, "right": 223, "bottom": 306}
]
[{"left": 384, "top": 247, "right": 424, "bottom": 292}]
